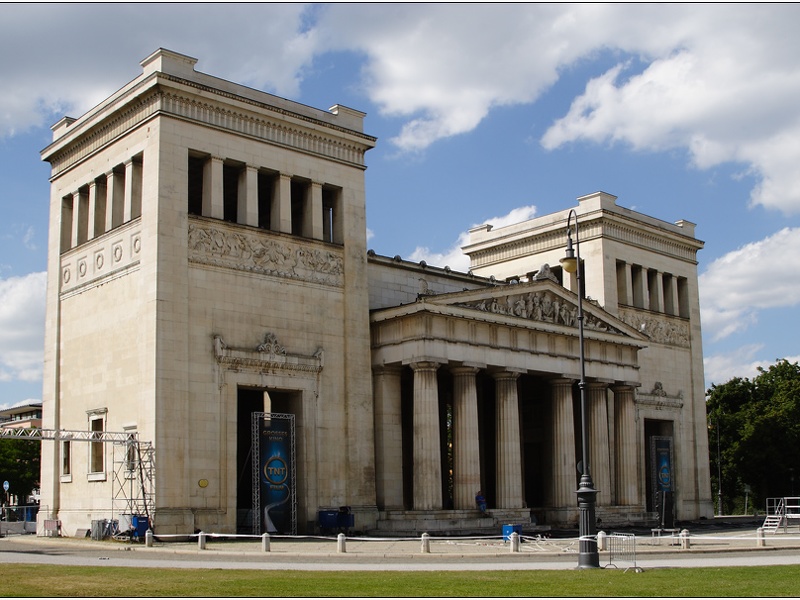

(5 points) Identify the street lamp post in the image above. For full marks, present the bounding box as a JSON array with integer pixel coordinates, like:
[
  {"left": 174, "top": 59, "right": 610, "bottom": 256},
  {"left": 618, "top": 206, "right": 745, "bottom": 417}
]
[{"left": 559, "top": 209, "right": 600, "bottom": 569}]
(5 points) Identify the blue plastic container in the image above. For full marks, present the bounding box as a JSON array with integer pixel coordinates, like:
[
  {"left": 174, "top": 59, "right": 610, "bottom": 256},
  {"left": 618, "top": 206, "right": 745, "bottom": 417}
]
[{"left": 502, "top": 524, "right": 521, "bottom": 541}]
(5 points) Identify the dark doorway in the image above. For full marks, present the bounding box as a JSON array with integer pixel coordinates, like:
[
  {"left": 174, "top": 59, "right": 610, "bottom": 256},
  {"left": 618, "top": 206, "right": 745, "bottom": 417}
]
[{"left": 237, "top": 387, "right": 299, "bottom": 533}]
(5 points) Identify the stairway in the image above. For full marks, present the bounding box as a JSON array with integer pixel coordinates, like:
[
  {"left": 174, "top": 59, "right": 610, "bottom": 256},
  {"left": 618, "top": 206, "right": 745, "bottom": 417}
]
[{"left": 762, "top": 514, "right": 783, "bottom": 533}]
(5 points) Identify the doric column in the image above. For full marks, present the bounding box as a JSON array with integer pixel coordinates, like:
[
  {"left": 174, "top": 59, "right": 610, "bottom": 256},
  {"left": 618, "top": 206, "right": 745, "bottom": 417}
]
[
  {"left": 587, "top": 382, "right": 611, "bottom": 506},
  {"left": 451, "top": 366, "right": 481, "bottom": 510},
  {"left": 649, "top": 269, "right": 663, "bottom": 313},
  {"left": 620, "top": 262, "right": 633, "bottom": 306},
  {"left": 202, "top": 156, "right": 224, "bottom": 220},
  {"left": 87, "top": 180, "right": 105, "bottom": 240},
  {"left": 272, "top": 173, "right": 292, "bottom": 234},
  {"left": 105, "top": 169, "right": 124, "bottom": 230},
  {"left": 550, "top": 378, "right": 576, "bottom": 508},
  {"left": 373, "top": 366, "right": 404, "bottom": 510},
  {"left": 612, "top": 384, "right": 639, "bottom": 506},
  {"left": 411, "top": 361, "right": 442, "bottom": 511},
  {"left": 666, "top": 274, "right": 680, "bottom": 317},
  {"left": 494, "top": 370, "right": 523, "bottom": 509},
  {"left": 239, "top": 165, "right": 259, "bottom": 227},
  {"left": 123, "top": 158, "right": 142, "bottom": 221},
  {"left": 71, "top": 189, "right": 88, "bottom": 247},
  {"left": 60, "top": 196, "right": 73, "bottom": 252},
  {"left": 306, "top": 181, "right": 324, "bottom": 240}
]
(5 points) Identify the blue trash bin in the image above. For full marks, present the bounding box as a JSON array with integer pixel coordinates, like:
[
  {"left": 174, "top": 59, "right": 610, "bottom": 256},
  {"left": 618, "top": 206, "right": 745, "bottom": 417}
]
[
  {"left": 502, "top": 524, "right": 521, "bottom": 541},
  {"left": 131, "top": 515, "right": 149, "bottom": 538}
]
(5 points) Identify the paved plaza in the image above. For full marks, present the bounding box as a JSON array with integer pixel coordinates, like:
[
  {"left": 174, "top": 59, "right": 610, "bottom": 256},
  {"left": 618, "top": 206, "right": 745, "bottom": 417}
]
[{"left": 2, "top": 524, "right": 800, "bottom": 571}]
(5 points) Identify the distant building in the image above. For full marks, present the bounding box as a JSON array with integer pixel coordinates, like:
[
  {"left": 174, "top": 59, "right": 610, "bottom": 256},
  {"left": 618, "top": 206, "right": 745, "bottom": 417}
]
[
  {"left": 0, "top": 401, "right": 43, "bottom": 430},
  {"left": 39, "top": 49, "right": 713, "bottom": 537}
]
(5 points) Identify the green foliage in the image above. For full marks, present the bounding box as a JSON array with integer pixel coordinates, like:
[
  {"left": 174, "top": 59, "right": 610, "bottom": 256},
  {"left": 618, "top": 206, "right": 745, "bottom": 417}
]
[
  {"left": 0, "top": 434, "right": 41, "bottom": 502},
  {"left": 707, "top": 359, "right": 800, "bottom": 512},
  {"left": 2, "top": 564, "right": 800, "bottom": 597}
]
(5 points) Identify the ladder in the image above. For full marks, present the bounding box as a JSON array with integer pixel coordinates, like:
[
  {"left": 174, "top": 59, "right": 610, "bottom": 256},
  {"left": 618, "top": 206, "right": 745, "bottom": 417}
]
[{"left": 762, "top": 514, "right": 783, "bottom": 533}]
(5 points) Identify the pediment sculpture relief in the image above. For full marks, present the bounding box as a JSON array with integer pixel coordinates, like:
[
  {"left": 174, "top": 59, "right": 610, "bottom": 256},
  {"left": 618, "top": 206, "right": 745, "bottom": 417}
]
[{"left": 455, "top": 289, "right": 620, "bottom": 334}]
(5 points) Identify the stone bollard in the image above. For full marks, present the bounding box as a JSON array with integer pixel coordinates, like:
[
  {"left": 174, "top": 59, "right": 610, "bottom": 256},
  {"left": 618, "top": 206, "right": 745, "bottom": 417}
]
[
  {"left": 757, "top": 527, "right": 765, "bottom": 547},
  {"left": 510, "top": 531, "right": 520, "bottom": 553},
  {"left": 421, "top": 532, "right": 431, "bottom": 554},
  {"left": 680, "top": 529, "right": 690, "bottom": 549},
  {"left": 262, "top": 532, "right": 270, "bottom": 552},
  {"left": 337, "top": 533, "right": 346, "bottom": 553},
  {"left": 596, "top": 530, "right": 606, "bottom": 552},
  {"left": 145, "top": 529, "right": 153, "bottom": 548},
  {"left": 198, "top": 531, "right": 206, "bottom": 550}
]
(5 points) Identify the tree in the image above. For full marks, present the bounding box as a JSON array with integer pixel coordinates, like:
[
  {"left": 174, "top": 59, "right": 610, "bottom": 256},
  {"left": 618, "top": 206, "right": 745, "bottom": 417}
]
[
  {"left": 707, "top": 359, "right": 800, "bottom": 514},
  {"left": 0, "top": 435, "right": 41, "bottom": 504}
]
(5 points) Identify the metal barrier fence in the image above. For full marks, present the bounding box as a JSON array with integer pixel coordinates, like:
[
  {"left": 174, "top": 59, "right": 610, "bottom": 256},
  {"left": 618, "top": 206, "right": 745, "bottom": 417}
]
[
  {"left": 606, "top": 532, "right": 642, "bottom": 572},
  {"left": 0, "top": 505, "right": 40, "bottom": 536}
]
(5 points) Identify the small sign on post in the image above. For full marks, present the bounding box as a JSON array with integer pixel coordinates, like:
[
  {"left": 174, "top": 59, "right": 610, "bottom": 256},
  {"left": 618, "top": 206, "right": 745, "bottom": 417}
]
[{"left": 2, "top": 481, "right": 8, "bottom": 492}]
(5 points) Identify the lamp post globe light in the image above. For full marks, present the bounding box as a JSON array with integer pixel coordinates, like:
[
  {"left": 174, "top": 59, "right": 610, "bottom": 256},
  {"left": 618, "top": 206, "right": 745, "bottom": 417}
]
[{"left": 559, "top": 209, "right": 600, "bottom": 569}]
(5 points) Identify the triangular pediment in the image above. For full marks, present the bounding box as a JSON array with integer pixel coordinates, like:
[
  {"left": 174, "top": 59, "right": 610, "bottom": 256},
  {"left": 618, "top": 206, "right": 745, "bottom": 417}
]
[{"left": 416, "top": 278, "right": 645, "bottom": 341}]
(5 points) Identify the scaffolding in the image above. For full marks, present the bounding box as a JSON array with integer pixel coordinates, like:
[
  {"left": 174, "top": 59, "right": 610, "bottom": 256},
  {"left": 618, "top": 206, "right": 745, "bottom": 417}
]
[{"left": 0, "top": 428, "right": 155, "bottom": 528}]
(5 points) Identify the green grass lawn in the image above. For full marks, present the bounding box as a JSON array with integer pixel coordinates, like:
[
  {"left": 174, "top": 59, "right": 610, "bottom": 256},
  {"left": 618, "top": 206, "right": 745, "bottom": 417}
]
[{"left": 1, "top": 564, "right": 799, "bottom": 597}]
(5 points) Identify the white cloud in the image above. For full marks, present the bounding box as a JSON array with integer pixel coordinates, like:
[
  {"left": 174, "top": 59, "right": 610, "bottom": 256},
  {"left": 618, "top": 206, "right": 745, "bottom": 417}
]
[
  {"left": 408, "top": 205, "right": 538, "bottom": 272},
  {"left": 699, "top": 228, "right": 800, "bottom": 341},
  {"left": 0, "top": 4, "right": 316, "bottom": 137},
  {"left": 0, "top": 272, "right": 46, "bottom": 384},
  {"left": 5, "top": 4, "right": 800, "bottom": 217},
  {"left": 704, "top": 345, "right": 800, "bottom": 387},
  {"left": 540, "top": 5, "right": 800, "bottom": 214}
]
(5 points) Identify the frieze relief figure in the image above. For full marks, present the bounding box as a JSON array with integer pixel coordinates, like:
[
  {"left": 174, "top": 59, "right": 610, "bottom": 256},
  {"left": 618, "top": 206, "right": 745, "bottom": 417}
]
[
  {"left": 618, "top": 309, "right": 689, "bottom": 347},
  {"left": 188, "top": 221, "right": 343, "bottom": 286},
  {"left": 456, "top": 289, "right": 620, "bottom": 333}
]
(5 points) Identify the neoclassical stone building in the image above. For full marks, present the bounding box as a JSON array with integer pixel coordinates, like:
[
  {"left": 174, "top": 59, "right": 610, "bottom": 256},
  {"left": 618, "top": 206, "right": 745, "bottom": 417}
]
[{"left": 39, "top": 49, "right": 713, "bottom": 536}]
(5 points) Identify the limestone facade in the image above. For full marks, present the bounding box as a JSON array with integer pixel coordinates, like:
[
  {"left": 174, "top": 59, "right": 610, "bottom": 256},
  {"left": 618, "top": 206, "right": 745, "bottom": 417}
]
[{"left": 39, "top": 50, "right": 713, "bottom": 537}]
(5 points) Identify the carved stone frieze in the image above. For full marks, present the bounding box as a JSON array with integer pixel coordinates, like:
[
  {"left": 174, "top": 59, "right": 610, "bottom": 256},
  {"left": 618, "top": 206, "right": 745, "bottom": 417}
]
[
  {"left": 618, "top": 306, "right": 689, "bottom": 348},
  {"left": 213, "top": 334, "right": 323, "bottom": 374},
  {"left": 454, "top": 288, "right": 620, "bottom": 334},
  {"left": 188, "top": 219, "right": 344, "bottom": 288}
]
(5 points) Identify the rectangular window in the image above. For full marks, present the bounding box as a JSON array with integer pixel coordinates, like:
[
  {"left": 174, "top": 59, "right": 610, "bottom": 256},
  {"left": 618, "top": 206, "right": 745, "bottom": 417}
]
[
  {"left": 188, "top": 154, "right": 205, "bottom": 216},
  {"left": 257, "top": 171, "right": 274, "bottom": 229},
  {"left": 61, "top": 441, "right": 71, "bottom": 477},
  {"left": 291, "top": 179, "right": 309, "bottom": 236},
  {"left": 222, "top": 162, "right": 241, "bottom": 223},
  {"left": 322, "top": 185, "right": 342, "bottom": 244},
  {"left": 89, "top": 415, "right": 105, "bottom": 475}
]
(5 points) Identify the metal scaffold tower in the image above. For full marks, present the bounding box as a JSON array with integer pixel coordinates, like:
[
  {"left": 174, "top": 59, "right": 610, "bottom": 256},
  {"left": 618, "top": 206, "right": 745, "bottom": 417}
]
[{"left": 0, "top": 428, "right": 155, "bottom": 525}]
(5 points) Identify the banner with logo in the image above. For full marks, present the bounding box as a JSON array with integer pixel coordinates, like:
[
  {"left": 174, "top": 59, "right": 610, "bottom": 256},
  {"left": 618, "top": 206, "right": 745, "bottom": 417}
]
[
  {"left": 655, "top": 437, "right": 673, "bottom": 492},
  {"left": 254, "top": 413, "right": 295, "bottom": 534}
]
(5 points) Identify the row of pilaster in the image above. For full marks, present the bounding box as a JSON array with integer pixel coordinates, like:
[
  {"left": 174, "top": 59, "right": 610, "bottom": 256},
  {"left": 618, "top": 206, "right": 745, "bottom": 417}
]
[
  {"left": 62, "top": 158, "right": 142, "bottom": 252},
  {"left": 199, "top": 157, "right": 329, "bottom": 241}
]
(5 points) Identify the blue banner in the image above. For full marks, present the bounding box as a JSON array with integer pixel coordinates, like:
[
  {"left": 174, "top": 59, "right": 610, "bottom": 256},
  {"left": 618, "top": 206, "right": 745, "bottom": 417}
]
[
  {"left": 259, "top": 417, "right": 293, "bottom": 534},
  {"left": 655, "top": 438, "right": 672, "bottom": 492}
]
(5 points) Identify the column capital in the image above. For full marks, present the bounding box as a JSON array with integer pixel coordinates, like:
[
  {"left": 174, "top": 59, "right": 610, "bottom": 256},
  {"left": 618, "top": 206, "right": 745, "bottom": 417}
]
[
  {"left": 610, "top": 382, "right": 638, "bottom": 394},
  {"left": 409, "top": 360, "right": 440, "bottom": 372},
  {"left": 491, "top": 369, "right": 521, "bottom": 381},
  {"left": 450, "top": 365, "right": 480, "bottom": 376}
]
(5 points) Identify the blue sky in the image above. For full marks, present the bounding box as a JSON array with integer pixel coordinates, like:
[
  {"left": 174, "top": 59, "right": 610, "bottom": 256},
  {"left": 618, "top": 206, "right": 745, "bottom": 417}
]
[{"left": 1, "top": 3, "right": 799, "bottom": 409}]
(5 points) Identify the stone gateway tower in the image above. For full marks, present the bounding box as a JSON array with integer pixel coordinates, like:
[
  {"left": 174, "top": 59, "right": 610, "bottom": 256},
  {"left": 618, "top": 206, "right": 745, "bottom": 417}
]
[
  {"left": 40, "top": 49, "right": 378, "bottom": 534},
  {"left": 39, "top": 50, "right": 712, "bottom": 537}
]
